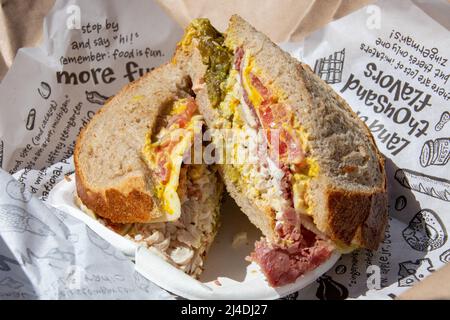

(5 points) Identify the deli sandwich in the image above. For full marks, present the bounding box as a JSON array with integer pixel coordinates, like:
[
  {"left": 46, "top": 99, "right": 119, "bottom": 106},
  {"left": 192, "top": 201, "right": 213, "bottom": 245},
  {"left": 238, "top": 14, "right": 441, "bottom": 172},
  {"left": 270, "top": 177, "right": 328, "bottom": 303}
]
[
  {"left": 74, "top": 63, "right": 223, "bottom": 277},
  {"left": 177, "top": 16, "right": 388, "bottom": 286},
  {"left": 74, "top": 15, "right": 388, "bottom": 287}
]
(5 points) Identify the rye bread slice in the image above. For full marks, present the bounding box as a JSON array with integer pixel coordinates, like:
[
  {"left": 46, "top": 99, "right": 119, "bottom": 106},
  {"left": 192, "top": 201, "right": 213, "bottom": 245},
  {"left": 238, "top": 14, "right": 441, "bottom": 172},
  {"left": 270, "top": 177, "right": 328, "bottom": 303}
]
[
  {"left": 179, "top": 15, "right": 387, "bottom": 250},
  {"left": 74, "top": 62, "right": 192, "bottom": 223}
]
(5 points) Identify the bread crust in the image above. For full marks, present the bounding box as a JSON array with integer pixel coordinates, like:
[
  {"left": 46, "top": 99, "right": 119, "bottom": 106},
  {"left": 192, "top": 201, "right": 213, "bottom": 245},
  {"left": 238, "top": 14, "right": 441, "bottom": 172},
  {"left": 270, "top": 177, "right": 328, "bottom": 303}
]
[
  {"left": 74, "top": 62, "right": 189, "bottom": 223},
  {"left": 182, "top": 15, "right": 388, "bottom": 251},
  {"left": 326, "top": 188, "right": 387, "bottom": 250}
]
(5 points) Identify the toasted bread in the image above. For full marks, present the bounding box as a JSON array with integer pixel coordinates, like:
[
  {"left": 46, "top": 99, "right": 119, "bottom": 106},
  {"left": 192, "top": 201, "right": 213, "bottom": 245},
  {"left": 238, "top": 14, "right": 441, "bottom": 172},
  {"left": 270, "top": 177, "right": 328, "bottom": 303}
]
[{"left": 177, "top": 15, "right": 387, "bottom": 251}]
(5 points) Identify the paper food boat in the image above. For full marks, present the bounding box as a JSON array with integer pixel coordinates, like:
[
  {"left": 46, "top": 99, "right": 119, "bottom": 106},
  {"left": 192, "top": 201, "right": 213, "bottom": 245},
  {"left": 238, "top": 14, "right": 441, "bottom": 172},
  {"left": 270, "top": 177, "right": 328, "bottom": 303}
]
[{"left": 48, "top": 174, "right": 340, "bottom": 300}]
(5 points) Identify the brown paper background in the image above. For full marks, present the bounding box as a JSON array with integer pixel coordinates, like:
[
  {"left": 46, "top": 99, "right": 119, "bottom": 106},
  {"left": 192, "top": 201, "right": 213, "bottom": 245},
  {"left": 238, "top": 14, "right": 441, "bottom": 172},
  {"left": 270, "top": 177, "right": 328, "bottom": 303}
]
[
  {"left": 0, "top": 0, "right": 55, "bottom": 80},
  {"left": 0, "top": 0, "right": 449, "bottom": 299}
]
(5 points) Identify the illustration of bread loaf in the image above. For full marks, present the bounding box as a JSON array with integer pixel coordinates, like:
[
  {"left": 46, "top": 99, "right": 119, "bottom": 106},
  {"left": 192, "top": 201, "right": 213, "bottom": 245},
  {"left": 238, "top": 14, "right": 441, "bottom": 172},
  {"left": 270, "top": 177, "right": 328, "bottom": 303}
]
[
  {"left": 420, "top": 138, "right": 450, "bottom": 167},
  {"left": 435, "top": 111, "right": 450, "bottom": 132},
  {"left": 395, "top": 169, "right": 450, "bottom": 202}
]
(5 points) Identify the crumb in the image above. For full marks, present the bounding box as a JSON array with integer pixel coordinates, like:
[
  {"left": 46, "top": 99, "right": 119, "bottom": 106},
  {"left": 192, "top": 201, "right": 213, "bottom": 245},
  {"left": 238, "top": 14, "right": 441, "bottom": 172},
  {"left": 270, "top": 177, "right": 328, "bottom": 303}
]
[
  {"left": 64, "top": 175, "right": 72, "bottom": 182},
  {"left": 214, "top": 279, "right": 222, "bottom": 286},
  {"left": 232, "top": 232, "right": 248, "bottom": 248}
]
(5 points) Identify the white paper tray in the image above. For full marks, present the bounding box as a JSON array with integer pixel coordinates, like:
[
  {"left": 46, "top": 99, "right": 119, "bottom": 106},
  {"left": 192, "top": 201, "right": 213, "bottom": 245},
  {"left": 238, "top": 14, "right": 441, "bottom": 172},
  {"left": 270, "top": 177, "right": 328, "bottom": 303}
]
[{"left": 48, "top": 174, "right": 340, "bottom": 300}]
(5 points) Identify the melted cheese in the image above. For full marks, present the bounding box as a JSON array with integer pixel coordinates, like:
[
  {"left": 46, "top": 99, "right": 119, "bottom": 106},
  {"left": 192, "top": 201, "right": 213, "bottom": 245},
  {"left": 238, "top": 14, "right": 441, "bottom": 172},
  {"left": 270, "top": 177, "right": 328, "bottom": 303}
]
[
  {"left": 142, "top": 99, "right": 202, "bottom": 222},
  {"left": 221, "top": 52, "right": 322, "bottom": 223},
  {"left": 242, "top": 56, "right": 264, "bottom": 107},
  {"left": 293, "top": 158, "right": 320, "bottom": 215}
]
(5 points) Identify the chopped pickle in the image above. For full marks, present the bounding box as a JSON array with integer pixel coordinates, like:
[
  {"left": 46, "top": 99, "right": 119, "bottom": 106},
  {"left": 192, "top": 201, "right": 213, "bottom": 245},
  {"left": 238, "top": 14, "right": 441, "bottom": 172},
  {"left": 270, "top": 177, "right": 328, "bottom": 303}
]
[{"left": 181, "top": 18, "right": 232, "bottom": 108}]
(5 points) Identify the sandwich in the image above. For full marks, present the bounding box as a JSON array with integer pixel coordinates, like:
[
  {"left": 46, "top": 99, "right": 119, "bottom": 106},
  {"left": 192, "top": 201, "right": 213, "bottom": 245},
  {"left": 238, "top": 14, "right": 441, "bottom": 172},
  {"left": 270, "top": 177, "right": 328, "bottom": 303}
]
[
  {"left": 176, "top": 16, "right": 388, "bottom": 287},
  {"left": 74, "top": 63, "right": 223, "bottom": 278}
]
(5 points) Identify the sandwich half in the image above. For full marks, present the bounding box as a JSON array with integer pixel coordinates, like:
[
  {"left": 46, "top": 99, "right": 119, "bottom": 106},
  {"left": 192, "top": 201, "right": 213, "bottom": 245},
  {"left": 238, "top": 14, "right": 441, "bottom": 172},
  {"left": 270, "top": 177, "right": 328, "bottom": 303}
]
[
  {"left": 74, "top": 63, "right": 223, "bottom": 277},
  {"left": 176, "top": 16, "right": 388, "bottom": 286}
]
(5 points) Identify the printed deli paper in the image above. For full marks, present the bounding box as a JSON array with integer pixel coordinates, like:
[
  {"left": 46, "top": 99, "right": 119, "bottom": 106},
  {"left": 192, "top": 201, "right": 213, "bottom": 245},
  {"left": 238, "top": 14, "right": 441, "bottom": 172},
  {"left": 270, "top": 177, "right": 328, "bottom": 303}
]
[
  {"left": 0, "top": 0, "right": 181, "bottom": 300},
  {"left": 281, "top": 0, "right": 449, "bottom": 299},
  {"left": 0, "top": 0, "right": 448, "bottom": 300}
]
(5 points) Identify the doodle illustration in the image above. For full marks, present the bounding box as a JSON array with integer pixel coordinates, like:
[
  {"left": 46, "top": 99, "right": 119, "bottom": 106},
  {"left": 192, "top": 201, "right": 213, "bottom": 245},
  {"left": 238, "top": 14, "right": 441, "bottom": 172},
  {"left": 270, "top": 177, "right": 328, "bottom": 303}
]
[
  {"left": 26, "top": 108, "right": 36, "bottom": 131},
  {"left": 387, "top": 293, "right": 397, "bottom": 300},
  {"left": 394, "top": 168, "right": 450, "bottom": 202},
  {"left": 43, "top": 248, "right": 75, "bottom": 263},
  {"left": 0, "top": 139, "right": 4, "bottom": 168},
  {"left": 86, "top": 227, "right": 128, "bottom": 261},
  {"left": 86, "top": 90, "right": 110, "bottom": 105},
  {"left": 398, "top": 258, "right": 434, "bottom": 287},
  {"left": 0, "top": 277, "right": 24, "bottom": 290},
  {"left": 6, "top": 179, "right": 32, "bottom": 202},
  {"left": 313, "top": 48, "right": 346, "bottom": 84},
  {"left": 439, "top": 249, "right": 450, "bottom": 264},
  {"left": 134, "top": 271, "right": 153, "bottom": 293},
  {"left": 316, "top": 275, "right": 349, "bottom": 300},
  {"left": 281, "top": 291, "right": 299, "bottom": 300},
  {"left": 0, "top": 255, "right": 20, "bottom": 271},
  {"left": 394, "top": 195, "right": 407, "bottom": 211},
  {"left": 18, "top": 247, "right": 75, "bottom": 269},
  {"left": 402, "top": 209, "right": 447, "bottom": 252},
  {"left": 37, "top": 81, "right": 52, "bottom": 100},
  {"left": 435, "top": 111, "right": 450, "bottom": 132},
  {"left": 419, "top": 138, "right": 450, "bottom": 167},
  {"left": 335, "top": 265, "right": 347, "bottom": 275},
  {"left": 0, "top": 204, "right": 55, "bottom": 237},
  {"left": 48, "top": 207, "right": 75, "bottom": 240}
]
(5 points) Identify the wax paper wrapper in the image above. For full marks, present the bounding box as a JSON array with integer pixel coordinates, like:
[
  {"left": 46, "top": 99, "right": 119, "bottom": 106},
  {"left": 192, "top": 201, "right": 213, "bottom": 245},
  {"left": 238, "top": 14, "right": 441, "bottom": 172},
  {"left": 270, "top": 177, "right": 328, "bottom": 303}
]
[
  {"left": 0, "top": 0, "right": 449, "bottom": 300},
  {"left": 280, "top": 0, "right": 450, "bottom": 300},
  {"left": 0, "top": 0, "right": 182, "bottom": 300}
]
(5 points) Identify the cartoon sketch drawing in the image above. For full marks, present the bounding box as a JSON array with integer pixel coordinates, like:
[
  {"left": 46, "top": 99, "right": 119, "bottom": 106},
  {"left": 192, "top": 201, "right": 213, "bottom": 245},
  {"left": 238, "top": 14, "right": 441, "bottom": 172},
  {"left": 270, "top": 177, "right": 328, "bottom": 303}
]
[
  {"left": 0, "top": 204, "right": 55, "bottom": 237},
  {"left": 85, "top": 91, "right": 110, "bottom": 105},
  {"left": 439, "top": 249, "right": 450, "bottom": 264},
  {"left": 398, "top": 258, "right": 434, "bottom": 287},
  {"left": 48, "top": 207, "right": 75, "bottom": 240},
  {"left": 313, "top": 48, "right": 346, "bottom": 84},
  {"left": 0, "top": 255, "right": 20, "bottom": 271},
  {"left": 316, "top": 275, "right": 349, "bottom": 300},
  {"left": 402, "top": 209, "right": 447, "bottom": 252},
  {"left": 419, "top": 138, "right": 450, "bottom": 167},
  {"left": 38, "top": 81, "right": 52, "bottom": 100},
  {"left": 86, "top": 227, "right": 128, "bottom": 261},
  {"left": 0, "top": 277, "right": 24, "bottom": 290},
  {"left": 281, "top": 291, "right": 299, "bottom": 300},
  {"left": 335, "top": 265, "right": 347, "bottom": 275},
  {"left": 26, "top": 108, "right": 36, "bottom": 131},
  {"left": 435, "top": 111, "right": 450, "bottom": 132},
  {"left": 134, "top": 271, "right": 153, "bottom": 293},
  {"left": 18, "top": 247, "right": 75, "bottom": 270},
  {"left": 42, "top": 248, "right": 75, "bottom": 263},
  {"left": 0, "top": 139, "right": 4, "bottom": 168},
  {"left": 394, "top": 195, "right": 407, "bottom": 211},
  {"left": 394, "top": 168, "right": 450, "bottom": 202},
  {"left": 6, "top": 179, "right": 32, "bottom": 203}
]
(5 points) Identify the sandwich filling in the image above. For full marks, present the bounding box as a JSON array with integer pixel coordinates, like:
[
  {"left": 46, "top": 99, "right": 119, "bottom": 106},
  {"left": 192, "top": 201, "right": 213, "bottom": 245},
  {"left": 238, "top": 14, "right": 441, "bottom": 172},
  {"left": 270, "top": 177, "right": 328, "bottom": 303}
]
[
  {"left": 142, "top": 98, "right": 202, "bottom": 221},
  {"left": 183, "top": 19, "right": 333, "bottom": 286},
  {"left": 80, "top": 97, "right": 222, "bottom": 278}
]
